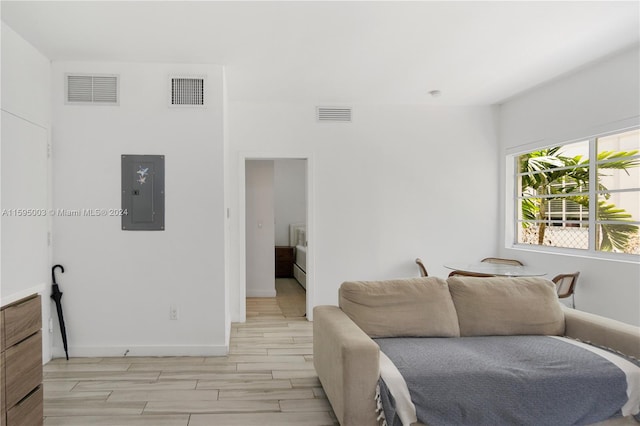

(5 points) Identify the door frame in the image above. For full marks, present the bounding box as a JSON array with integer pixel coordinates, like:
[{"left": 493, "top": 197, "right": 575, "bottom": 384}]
[{"left": 238, "top": 152, "right": 315, "bottom": 321}]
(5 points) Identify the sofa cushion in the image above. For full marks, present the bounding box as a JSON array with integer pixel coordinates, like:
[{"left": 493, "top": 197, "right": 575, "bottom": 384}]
[
  {"left": 447, "top": 276, "right": 565, "bottom": 336},
  {"left": 339, "top": 277, "right": 460, "bottom": 338}
]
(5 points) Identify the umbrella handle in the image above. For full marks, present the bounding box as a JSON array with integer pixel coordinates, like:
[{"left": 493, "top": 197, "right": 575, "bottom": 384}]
[{"left": 52, "top": 264, "right": 64, "bottom": 284}]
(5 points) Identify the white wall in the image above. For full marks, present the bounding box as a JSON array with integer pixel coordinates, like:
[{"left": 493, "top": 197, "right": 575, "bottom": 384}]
[
  {"left": 227, "top": 104, "right": 499, "bottom": 320},
  {"left": 51, "top": 61, "right": 226, "bottom": 356},
  {"left": 0, "top": 22, "right": 53, "bottom": 362},
  {"left": 222, "top": 69, "right": 232, "bottom": 347},
  {"left": 498, "top": 46, "right": 640, "bottom": 326},
  {"left": 274, "top": 159, "right": 307, "bottom": 246},
  {"left": 245, "top": 160, "right": 276, "bottom": 297}
]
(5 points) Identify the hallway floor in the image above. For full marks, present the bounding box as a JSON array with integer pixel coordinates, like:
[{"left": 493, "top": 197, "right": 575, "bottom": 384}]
[
  {"left": 275, "top": 278, "right": 306, "bottom": 318},
  {"left": 42, "top": 282, "right": 336, "bottom": 426}
]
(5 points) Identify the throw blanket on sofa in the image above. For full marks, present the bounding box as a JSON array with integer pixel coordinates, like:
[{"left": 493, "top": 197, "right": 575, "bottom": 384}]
[{"left": 375, "top": 336, "right": 640, "bottom": 426}]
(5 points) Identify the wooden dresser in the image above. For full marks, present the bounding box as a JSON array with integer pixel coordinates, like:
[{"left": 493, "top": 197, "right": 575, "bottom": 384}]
[
  {"left": 0, "top": 294, "right": 43, "bottom": 426},
  {"left": 275, "top": 246, "right": 295, "bottom": 278}
]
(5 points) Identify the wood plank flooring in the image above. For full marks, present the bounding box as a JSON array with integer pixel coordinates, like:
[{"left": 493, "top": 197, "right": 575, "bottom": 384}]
[
  {"left": 275, "top": 278, "right": 307, "bottom": 318},
  {"left": 43, "top": 279, "right": 338, "bottom": 425}
]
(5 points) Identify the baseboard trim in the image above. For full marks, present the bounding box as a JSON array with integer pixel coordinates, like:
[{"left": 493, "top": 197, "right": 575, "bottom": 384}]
[{"left": 51, "top": 344, "right": 229, "bottom": 358}]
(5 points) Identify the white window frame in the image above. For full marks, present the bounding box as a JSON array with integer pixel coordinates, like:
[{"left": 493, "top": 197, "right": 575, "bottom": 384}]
[{"left": 506, "top": 126, "right": 640, "bottom": 263}]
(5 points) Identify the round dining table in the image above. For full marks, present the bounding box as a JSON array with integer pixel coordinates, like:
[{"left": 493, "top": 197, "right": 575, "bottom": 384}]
[{"left": 444, "top": 262, "right": 546, "bottom": 277}]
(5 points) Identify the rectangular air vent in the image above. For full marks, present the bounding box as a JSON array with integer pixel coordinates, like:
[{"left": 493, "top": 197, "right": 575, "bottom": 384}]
[
  {"left": 317, "top": 107, "right": 352, "bottom": 122},
  {"left": 66, "top": 74, "right": 119, "bottom": 105},
  {"left": 170, "top": 76, "right": 205, "bottom": 107}
]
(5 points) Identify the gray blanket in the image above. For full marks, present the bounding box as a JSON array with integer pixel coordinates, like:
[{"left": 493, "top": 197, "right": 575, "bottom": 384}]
[{"left": 375, "top": 336, "right": 634, "bottom": 426}]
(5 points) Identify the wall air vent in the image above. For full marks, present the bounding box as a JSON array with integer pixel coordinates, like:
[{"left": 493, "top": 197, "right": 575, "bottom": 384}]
[
  {"left": 170, "top": 76, "right": 205, "bottom": 107},
  {"left": 316, "top": 107, "right": 352, "bottom": 122},
  {"left": 66, "top": 74, "right": 119, "bottom": 105}
]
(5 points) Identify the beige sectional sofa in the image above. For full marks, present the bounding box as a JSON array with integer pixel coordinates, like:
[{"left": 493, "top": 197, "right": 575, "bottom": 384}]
[{"left": 313, "top": 276, "right": 640, "bottom": 426}]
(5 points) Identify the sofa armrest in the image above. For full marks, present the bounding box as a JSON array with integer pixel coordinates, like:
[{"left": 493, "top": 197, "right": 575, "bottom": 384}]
[
  {"left": 313, "top": 305, "right": 380, "bottom": 426},
  {"left": 563, "top": 307, "right": 640, "bottom": 359}
]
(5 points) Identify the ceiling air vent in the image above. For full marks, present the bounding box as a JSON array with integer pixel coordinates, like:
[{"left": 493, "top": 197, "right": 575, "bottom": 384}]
[
  {"left": 66, "top": 74, "right": 119, "bottom": 105},
  {"left": 170, "top": 76, "right": 205, "bottom": 107},
  {"left": 316, "top": 107, "right": 352, "bottom": 123}
]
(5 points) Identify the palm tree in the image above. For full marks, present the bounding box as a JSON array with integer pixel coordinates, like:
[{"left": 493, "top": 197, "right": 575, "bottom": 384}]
[{"left": 519, "top": 147, "right": 639, "bottom": 252}]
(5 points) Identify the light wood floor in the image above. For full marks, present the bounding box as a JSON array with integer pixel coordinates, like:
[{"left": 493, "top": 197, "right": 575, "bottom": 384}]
[
  {"left": 275, "top": 278, "right": 307, "bottom": 318},
  {"left": 43, "top": 279, "right": 338, "bottom": 425}
]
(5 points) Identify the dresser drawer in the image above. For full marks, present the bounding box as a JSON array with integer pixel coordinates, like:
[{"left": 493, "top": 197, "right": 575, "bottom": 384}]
[
  {"left": 6, "top": 386, "right": 42, "bottom": 426},
  {"left": 4, "top": 332, "right": 42, "bottom": 408},
  {"left": 275, "top": 246, "right": 294, "bottom": 261},
  {"left": 3, "top": 296, "right": 41, "bottom": 348},
  {"left": 1, "top": 352, "right": 5, "bottom": 426},
  {"left": 1, "top": 309, "right": 4, "bottom": 351}
]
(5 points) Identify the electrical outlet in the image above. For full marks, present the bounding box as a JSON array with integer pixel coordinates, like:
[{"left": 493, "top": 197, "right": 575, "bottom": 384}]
[
  {"left": 169, "top": 304, "right": 179, "bottom": 320},
  {"left": 48, "top": 317, "right": 54, "bottom": 333}
]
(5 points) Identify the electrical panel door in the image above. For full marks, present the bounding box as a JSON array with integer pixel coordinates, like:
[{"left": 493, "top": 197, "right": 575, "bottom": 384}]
[{"left": 121, "top": 155, "right": 164, "bottom": 230}]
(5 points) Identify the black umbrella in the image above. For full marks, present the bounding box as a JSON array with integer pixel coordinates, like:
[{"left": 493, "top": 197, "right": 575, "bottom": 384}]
[{"left": 51, "top": 264, "right": 69, "bottom": 360}]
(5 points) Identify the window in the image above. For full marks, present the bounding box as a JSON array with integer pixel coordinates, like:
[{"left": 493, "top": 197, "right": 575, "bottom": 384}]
[{"left": 515, "top": 129, "right": 639, "bottom": 257}]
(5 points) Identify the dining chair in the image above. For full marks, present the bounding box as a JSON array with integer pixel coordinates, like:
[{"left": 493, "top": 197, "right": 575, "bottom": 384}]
[
  {"left": 481, "top": 257, "right": 523, "bottom": 266},
  {"left": 415, "top": 258, "right": 428, "bottom": 277},
  {"left": 552, "top": 272, "right": 580, "bottom": 308},
  {"left": 448, "top": 270, "right": 494, "bottom": 278}
]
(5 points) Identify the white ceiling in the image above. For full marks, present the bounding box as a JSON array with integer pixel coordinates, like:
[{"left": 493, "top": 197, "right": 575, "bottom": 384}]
[{"left": 2, "top": 1, "right": 639, "bottom": 105}]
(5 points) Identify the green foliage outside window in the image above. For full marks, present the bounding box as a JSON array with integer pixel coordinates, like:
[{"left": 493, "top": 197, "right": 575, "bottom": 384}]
[{"left": 518, "top": 140, "right": 639, "bottom": 254}]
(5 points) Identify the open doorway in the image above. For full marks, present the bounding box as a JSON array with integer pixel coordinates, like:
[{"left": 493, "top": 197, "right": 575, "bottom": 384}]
[{"left": 243, "top": 157, "right": 311, "bottom": 320}]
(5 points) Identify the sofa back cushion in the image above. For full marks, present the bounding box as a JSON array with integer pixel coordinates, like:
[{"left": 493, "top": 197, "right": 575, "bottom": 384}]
[
  {"left": 447, "top": 276, "right": 565, "bottom": 336},
  {"left": 339, "top": 277, "right": 460, "bottom": 338}
]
